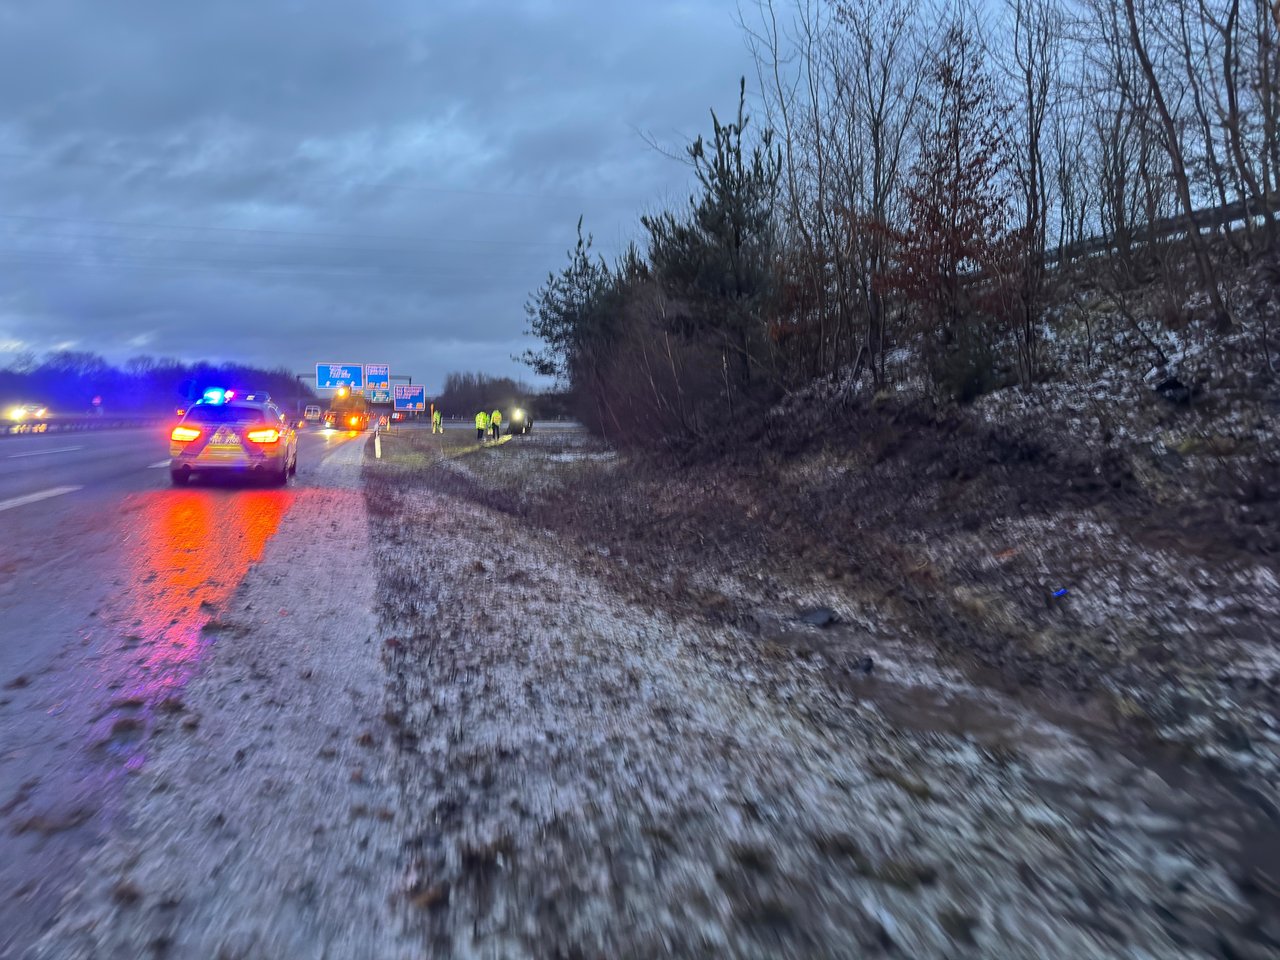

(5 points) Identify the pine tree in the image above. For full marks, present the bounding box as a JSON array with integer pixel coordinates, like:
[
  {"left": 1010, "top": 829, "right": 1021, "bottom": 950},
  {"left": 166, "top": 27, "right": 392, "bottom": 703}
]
[{"left": 642, "top": 78, "right": 782, "bottom": 391}]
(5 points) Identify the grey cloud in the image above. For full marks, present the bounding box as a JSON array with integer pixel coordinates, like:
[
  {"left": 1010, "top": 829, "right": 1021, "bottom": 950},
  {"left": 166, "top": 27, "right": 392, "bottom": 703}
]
[{"left": 0, "top": 0, "right": 754, "bottom": 389}]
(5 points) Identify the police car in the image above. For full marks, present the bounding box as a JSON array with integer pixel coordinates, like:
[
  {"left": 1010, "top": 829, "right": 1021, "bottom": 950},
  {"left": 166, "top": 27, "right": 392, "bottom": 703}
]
[{"left": 169, "top": 389, "right": 298, "bottom": 486}]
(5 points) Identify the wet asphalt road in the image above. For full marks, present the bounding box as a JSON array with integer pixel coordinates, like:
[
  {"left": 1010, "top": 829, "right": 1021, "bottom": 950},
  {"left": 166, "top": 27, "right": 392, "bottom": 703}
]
[{"left": 0, "top": 424, "right": 374, "bottom": 958}]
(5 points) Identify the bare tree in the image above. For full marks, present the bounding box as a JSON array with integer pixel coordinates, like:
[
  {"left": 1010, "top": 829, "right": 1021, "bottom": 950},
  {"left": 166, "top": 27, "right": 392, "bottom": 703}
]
[
  {"left": 999, "top": 0, "right": 1065, "bottom": 383},
  {"left": 742, "top": 0, "right": 927, "bottom": 383},
  {"left": 835, "top": 0, "right": 929, "bottom": 382},
  {"left": 741, "top": 0, "right": 833, "bottom": 379},
  {"left": 1122, "top": 0, "right": 1233, "bottom": 327}
]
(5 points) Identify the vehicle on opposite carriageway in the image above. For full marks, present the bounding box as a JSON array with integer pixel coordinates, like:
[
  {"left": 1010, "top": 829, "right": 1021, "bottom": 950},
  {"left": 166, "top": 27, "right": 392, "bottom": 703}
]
[{"left": 7, "top": 403, "right": 49, "bottom": 421}]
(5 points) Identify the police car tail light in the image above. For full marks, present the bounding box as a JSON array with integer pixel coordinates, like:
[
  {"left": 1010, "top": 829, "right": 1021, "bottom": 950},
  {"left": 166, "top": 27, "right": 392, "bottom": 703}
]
[
  {"left": 246, "top": 428, "right": 281, "bottom": 444},
  {"left": 171, "top": 425, "right": 201, "bottom": 442}
]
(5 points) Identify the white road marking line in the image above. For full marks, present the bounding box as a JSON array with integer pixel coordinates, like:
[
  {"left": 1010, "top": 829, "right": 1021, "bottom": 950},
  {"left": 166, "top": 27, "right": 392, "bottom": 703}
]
[
  {"left": 148, "top": 460, "right": 171, "bottom": 468},
  {"left": 7, "top": 446, "right": 83, "bottom": 459},
  {"left": 0, "top": 485, "right": 82, "bottom": 513}
]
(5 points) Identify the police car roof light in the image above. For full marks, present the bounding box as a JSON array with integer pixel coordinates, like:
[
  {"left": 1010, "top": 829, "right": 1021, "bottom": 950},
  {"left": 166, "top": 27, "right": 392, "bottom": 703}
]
[{"left": 199, "top": 388, "right": 236, "bottom": 405}]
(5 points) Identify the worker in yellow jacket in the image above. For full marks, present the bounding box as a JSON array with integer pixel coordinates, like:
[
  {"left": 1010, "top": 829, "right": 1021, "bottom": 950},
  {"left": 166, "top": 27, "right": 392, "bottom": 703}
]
[
  {"left": 475, "top": 410, "right": 489, "bottom": 441},
  {"left": 490, "top": 408, "right": 502, "bottom": 439}
]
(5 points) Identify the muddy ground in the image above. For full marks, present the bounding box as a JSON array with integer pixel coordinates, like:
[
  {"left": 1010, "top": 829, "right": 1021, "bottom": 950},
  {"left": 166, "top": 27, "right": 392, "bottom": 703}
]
[
  {"left": 362, "top": 422, "right": 1279, "bottom": 959},
  {"left": 25, "top": 415, "right": 1276, "bottom": 959}
]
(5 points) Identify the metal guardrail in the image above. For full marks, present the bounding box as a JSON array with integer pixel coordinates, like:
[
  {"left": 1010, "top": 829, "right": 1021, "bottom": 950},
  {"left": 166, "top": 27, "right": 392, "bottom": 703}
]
[
  {"left": 1046, "top": 192, "right": 1278, "bottom": 266},
  {"left": 1, "top": 415, "right": 167, "bottom": 437}
]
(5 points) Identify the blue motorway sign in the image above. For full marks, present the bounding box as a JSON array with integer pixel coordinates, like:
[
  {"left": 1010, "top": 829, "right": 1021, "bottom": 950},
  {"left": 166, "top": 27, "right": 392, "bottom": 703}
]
[
  {"left": 393, "top": 384, "right": 426, "bottom": 412},
  {"left": 368, "top": 388, "right": 392, "bottom": 404},
  {"left": 364, "top": 363, "right": 390, "bottom": 391},
  {"left": 316, "top": 362, "right": 364, "bottom": 390}
]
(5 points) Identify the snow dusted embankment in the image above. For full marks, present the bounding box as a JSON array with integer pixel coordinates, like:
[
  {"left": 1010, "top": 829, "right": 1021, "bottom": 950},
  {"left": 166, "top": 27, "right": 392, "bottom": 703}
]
[{"left": 365, "top": 428, "right": 1272, "bottom": 959}]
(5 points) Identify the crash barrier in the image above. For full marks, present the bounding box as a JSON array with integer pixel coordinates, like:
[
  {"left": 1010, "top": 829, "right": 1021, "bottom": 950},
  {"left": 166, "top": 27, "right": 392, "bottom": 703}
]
[
  {"left": 1, "top": 415, "right": 167, "bottom": 438},
  {"left": 1045, "top": 191, "right": 1280, "bottom": 267},
  {"left": 948, "top": 193, "right": 1280, "bottom": 287}
]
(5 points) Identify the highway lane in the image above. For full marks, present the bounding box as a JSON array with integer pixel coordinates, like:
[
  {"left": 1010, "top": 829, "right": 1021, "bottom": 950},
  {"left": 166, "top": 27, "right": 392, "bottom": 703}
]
[
  {"left": 0, "top": 427, "right": 170, "bottom": 508},
  {"left": 0, "top": 424, "right": 370, "bottom": 958}
]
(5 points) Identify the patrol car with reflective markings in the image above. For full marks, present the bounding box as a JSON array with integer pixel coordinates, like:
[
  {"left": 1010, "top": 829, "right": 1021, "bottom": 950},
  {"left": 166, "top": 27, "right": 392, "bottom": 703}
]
[{"left": 169, "top": 389, "right": 298, "bottom": 486}]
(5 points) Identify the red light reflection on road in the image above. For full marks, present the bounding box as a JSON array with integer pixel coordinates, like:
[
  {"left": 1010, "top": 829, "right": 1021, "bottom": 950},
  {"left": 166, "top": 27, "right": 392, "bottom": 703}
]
[{"left": 91, "top": 489, "right": 291, "bottom": 767}]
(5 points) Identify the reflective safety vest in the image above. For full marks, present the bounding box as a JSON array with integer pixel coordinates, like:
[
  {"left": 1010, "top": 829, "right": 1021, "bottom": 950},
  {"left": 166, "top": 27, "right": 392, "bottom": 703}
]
[
  {"left": 491, "top": 409, "right": 502, "bottom": 425},
  {"left": 476, "top": 411, "right": 489, "bottom": 429},
  {"left": 433, "top": 410, "right": 442, "bottom": 423}
]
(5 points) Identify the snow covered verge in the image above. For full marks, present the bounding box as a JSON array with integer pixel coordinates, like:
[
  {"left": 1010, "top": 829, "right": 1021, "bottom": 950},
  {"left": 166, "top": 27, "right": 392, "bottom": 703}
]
[
  {"left": 362, "top": 427, "right": 1279, "bottom": 959},
  {"left": 754, "top": 257, "right": 1280, "bottom": 808}
]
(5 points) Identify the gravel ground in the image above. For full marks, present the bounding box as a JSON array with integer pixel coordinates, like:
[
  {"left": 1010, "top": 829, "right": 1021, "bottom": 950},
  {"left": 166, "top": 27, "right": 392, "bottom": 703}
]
[
  {"left": 366, "top": 426, "right": 1279, "bottom": 959},
  {"left": 26, "top": 425, "right": 1279, "bottom": 958}
]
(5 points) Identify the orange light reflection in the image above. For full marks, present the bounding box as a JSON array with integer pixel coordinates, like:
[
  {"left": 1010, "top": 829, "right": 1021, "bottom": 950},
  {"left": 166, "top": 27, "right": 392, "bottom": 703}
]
[{"left": 97, "top": 489, "right": 292, "bottom": 768}]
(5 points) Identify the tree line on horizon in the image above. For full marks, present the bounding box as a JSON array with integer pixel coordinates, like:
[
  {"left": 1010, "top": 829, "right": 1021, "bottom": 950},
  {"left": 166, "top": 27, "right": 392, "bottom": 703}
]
[
  {"left": 524, "top": 0, "right": 1280, "bottom": 446},
  {"left": 0, "top": 350, "right": 313, "bottom": 415},
  {"left": 432, "top": 371, "right": 573, "bottom": 419},
  {"left": 1, "top": 349, "right": 577, "bottom": 421}
]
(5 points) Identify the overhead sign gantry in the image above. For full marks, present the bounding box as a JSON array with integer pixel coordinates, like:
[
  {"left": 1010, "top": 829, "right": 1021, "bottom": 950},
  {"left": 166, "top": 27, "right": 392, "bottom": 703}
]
[
  {"left": 393, "top": 384, "right": 426, "bottom": 412},
  {"left": 315, "top": 363, "right": 365, "bottom": 391},
  {"left": 364, "top": 364, "right": 391, "bottom": 403}
]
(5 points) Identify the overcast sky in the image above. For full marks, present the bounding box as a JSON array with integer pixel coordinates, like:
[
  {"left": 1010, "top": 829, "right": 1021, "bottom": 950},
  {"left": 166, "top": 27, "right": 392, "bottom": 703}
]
[{"left": 0, "top": 0, "right": 756, "bottom": 391}]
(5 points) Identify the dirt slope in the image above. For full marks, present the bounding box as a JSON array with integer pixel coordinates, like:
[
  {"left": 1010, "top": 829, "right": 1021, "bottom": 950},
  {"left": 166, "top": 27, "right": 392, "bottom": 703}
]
[{"left": 362, "top": 424, "right": 1279, "bottom": 959}]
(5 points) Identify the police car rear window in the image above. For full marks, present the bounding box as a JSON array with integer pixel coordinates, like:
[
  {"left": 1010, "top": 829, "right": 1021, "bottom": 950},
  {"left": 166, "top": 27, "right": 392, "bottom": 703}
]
[{"left": 184, "top": 405, "right": 268, "bottom": 424}]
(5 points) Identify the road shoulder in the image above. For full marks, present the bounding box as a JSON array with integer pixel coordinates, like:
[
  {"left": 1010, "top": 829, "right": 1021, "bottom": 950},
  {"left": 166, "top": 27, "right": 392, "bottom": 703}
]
[{"left": 33, "top": 436, "right": 415, "bottom": 960}]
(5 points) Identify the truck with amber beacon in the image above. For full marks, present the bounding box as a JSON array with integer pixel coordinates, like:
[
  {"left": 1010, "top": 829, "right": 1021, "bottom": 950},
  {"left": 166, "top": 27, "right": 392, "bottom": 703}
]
[{"left": 324, "top": 387, "right": 370, "bottom": 430}]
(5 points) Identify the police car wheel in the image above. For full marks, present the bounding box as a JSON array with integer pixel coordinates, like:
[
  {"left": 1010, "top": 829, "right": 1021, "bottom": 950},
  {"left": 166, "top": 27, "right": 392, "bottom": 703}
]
[{"left": 170, "top": 470, "right": 189, "bottom": 487}]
